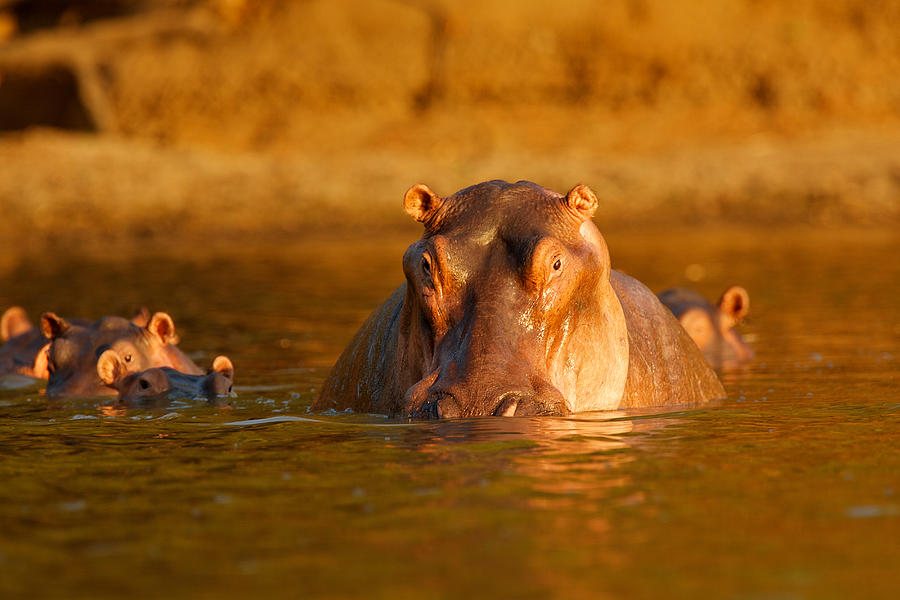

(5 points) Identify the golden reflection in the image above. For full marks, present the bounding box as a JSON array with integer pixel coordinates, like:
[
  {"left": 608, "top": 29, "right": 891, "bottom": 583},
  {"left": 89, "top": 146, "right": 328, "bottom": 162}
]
[{"left": 411, "top": 410, "right": 678, "bottom": 510}]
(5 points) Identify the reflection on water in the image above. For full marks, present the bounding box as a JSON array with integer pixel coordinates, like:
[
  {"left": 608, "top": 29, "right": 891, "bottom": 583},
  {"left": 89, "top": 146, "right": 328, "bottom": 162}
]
[{"left": 0, "top": 227, "right": 898, "bottom": 599}]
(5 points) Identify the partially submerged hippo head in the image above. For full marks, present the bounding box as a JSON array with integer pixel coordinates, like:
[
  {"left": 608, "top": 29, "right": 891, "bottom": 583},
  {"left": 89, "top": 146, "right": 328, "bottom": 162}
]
[
  {"left": 658, "top": 286, "right": 754, "bottom": 368},
  {"left": 3, "top": 306, "right": 151, "bottom": 380},
  {"left": 315, "top": 180, "right": 724, "bottom": 418},
  {"left": 41, "top": 311, "right": 202, "bottom": 397},
  {"left": 397, "top": 180, "right": 629, "bottom": 417},
  {"left": 98, "top": 353, "right": 234, "bottom": 406}
]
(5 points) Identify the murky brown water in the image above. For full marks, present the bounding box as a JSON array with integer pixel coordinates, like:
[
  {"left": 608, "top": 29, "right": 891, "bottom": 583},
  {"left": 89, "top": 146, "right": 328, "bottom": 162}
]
[{"left": 1, "top": 227, "right": 898, "bottom": 599}]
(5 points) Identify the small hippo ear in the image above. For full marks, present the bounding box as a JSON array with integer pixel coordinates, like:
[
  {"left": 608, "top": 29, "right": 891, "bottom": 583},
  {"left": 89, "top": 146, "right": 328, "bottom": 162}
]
[
  {"left": 211, "top": 355, "right": 234, "bottom": 380},
  {"left": 1, "top": 306, "right": 32, "bottom": 342},
  {"left": 130, "top": 306, "right": 151, "bottom": 327},
  {"left": 97, "top": 349, "right": 125, "bottom": 386},
  {"left": 403, "top": 184, "right": 443, "bottom": 223},
  {"left": 40, "top": 312, "right": 71, "bottom": 340},
  {"left": 564, "top": 184, "right": 599, "bottom": 221},
  {"left": 146, "top": 312, "right": 179, "bottom": 345},
  {"left": 718, "top": 286, "right": 750, "bottom": 326},
  {"left": 30, "top": 342, "right": 51, "bottom": 379}
]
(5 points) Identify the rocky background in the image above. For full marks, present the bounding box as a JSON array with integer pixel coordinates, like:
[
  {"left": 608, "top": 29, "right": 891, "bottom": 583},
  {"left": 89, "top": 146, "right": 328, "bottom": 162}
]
[{"left": 1, "top": 0, "right": 899, "bottom": 248}]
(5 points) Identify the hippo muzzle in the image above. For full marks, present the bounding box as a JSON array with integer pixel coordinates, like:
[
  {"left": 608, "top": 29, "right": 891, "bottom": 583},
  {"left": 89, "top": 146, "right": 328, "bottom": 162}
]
[{"left": 404, "top": 305, "right": 570, "bottom": 419}]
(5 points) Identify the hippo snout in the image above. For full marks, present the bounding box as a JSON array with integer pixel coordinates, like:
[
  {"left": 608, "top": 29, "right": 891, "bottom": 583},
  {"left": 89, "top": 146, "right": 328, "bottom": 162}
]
[
  {"left": 492, "top": 390, "right": 568, "bottom": 417},
  {"left": 135, "top": 369, "right": 168, "bottom": 397},
  {"left": 206, "top": 371, "right": 233, "bottom": 398},
  {"left": 414, "top": 392, "right": 462, "bottom": 419},
  {"left": 413, "top": 386, "right": 568, "bottom": 419}
]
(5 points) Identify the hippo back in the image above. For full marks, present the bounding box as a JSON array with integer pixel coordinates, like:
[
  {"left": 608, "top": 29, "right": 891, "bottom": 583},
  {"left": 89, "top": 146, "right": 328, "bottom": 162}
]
[
  {"left": 610, "top": 271, "right": 725, "bottom": 408},
  {"left": 316, "top": 285, "right": 406, "bottom": 415}
]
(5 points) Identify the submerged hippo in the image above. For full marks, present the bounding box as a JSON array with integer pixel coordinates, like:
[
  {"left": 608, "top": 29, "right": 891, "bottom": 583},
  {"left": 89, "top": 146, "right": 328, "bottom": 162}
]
[
  {"left": 0, "top": 306, "right": 152, "bottom": 379},
  {"left": 658, "top": 286, "right": 754, "bottom": 369},
  {"left": 314, "top": 180, "right": 724, "bottom": 418},
  {"left": 42, "top": 311, "right": 202, "bottom": 398},
  {"left": 98, "top": 353, "right": 234, "bottom": 406}
]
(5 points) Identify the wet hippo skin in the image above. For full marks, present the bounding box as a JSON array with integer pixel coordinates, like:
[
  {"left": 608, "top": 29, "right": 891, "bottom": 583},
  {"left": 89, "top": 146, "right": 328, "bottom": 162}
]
[
  {"left": 98, "top": 353, "right": 234, "bottom": 406},
  {"left": 658, "top": 286, "right": 754, "bottom": 369},
  {"left": 0, "top": 305, "right": 147, "bottom": 379},
  {"left": 41, "top": 311, "right": 202, "bottom": 398},
  {"left": 314, "top": 180, "right": 725, "bottom": 418}
]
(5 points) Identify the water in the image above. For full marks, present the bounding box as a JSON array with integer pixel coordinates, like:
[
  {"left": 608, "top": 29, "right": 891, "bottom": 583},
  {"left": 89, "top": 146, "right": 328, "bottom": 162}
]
[{"left": 0, "top": 227, "right": 897, "bottom": 599}]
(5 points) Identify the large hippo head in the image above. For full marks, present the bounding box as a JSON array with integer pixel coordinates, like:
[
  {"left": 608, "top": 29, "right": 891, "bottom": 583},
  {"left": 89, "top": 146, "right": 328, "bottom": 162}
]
[
  {"left": 41, "top": 311, "right": 201, "bottom": 398},
  {"left": 396, "top": 180, "right": 629, "bottom": 418}
]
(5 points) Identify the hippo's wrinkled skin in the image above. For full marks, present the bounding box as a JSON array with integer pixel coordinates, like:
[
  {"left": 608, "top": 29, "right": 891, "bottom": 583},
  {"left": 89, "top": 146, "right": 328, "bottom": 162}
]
[
  {"left": 42, "top": 311, "right": 202, "bottom": 398},
  {"left": 98, "top": 353, "right": 234, "bottom": 406},
  {"left": 658, "top": 286, "right": 754, "bottom": 369},
  {"left": 313, "top": 180, "right": 724, "bottom": 418}
]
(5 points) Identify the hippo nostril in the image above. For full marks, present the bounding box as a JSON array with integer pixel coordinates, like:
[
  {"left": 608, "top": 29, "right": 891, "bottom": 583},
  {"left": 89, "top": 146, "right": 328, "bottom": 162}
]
[
  {"left": 493, "top": 393, "right": 520, "bottom": 417},
  {"left": 436, "top": 394, "right": 461, "bottom": 419},
  {"left": 415, "top": 392, "right": 460, "bottom": 419},
  {"left": 514, "top": 394, "right": 568, "bottom": 416},
  {"left": 139, "top": 378, "right": 150, "bottom": 390}
]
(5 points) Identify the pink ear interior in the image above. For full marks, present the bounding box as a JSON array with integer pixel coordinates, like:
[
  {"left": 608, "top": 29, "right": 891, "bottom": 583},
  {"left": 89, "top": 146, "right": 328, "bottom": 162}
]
[
  {"left": 211, "top": 355, "right": 234, "bottom": 380},
  {"left": 147, "top": 313, "right": 178, "bottom": 345},
  {"left": 565, "top": 184, "right": 599, "bottom": 221},
  {"left": 718, "top": 286, "right": 750, "bottom": 323},
  {"left": 40, "top": 312, "right": 70, "bottom": 340},
  {"left": 97, "top": 349, "right": 124, "bottom": 386},
  {"left": 403, "top": 184, "right": 443, "bottom": 223}
]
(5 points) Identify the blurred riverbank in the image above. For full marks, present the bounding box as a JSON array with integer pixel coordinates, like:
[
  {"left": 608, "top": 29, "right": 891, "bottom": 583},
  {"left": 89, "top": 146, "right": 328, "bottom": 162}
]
[{"left": 1, "top": 0, "right": 899, "bottom": 250}]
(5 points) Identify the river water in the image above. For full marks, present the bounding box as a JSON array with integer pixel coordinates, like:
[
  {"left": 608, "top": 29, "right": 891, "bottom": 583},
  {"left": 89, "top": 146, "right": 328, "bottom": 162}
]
[{"left": 0, "top": 227, "right": 897, "bottom": 599}]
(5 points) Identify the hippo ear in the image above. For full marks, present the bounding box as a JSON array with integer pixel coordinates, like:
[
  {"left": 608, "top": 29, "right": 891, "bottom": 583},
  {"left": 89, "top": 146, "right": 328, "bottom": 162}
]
[
  {"left": 718, "top": 286, "right": 750, "bottom": 327},
  {"left": 1, "top": 306, "right": 32, "bottom": 342},
  {"left": 403, "top": 184, "right": 444, "bottom": 223},
  {"left": 40, "top": 312, "right": 71, "bottom": 340},
  {"left": 211, "top": 355, "right": 234, "bottom": 380},
  {"left": 564, "top": 184, "right": 599, "bottom": 221},
  {"left": 146, "top": 312, "right": 179, "bottom": 345},
  {"left": 130, "top": 306, "right": 151, "bottom": 327},
  {"left": 29, "top": 342, "right": 51, "bottom": 379},
  {"left": 97, "top": 349, "right": 125, "bottom": 386}
]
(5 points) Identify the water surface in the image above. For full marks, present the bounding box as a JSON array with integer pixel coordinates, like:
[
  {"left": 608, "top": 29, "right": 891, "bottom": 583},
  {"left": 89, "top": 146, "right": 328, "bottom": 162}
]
[{"left": 1, "top": 227, "right": 897, "bottom": 599}]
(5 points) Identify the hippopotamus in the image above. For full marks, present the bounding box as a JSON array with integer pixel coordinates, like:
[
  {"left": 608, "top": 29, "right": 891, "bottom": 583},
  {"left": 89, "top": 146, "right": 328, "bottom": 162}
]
[
  {"left": 1, "top": 306, "right": 52, "bottom": 378},
  {"left": 0, "top": 306, "right": 151, "bottom": 379},
  {"left": 313, "top": 180, "right": 724, "bottom": 418},
  {"left": 42, "top": 311, "right": 202, "bottom": 398},
  {"left": 97, "top": 353, "right": 234, "bottom": 406},
  {"left": 657, "top": 286, "right": 754, "bottom": 369}
]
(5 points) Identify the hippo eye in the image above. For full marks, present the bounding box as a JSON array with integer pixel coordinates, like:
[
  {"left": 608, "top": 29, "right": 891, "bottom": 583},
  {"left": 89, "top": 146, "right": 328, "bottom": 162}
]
[
  {"left": 552, "top": 258, "right": 562, "bottom": 271},
  {"left": 421, "top": 255, "right": 432, "bottom": 278},
  {"left": 124, "top": 354, "right": 133, "bottom": 363}
]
